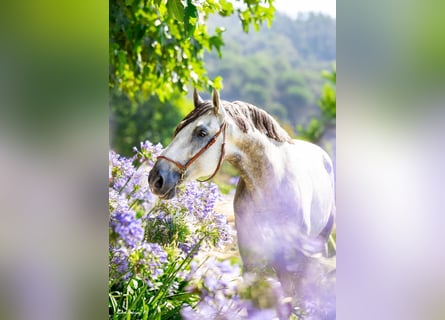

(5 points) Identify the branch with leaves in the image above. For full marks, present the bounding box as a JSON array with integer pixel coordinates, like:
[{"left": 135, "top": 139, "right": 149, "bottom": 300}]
[{"left": 110, "top": 0, "right": 275, "bottom": 102}]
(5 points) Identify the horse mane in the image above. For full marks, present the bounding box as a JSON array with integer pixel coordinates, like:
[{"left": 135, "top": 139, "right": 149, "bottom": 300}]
[
  {"left": 225, "top": 101, "right": 293, "bottom": 143},
  {"left": 174, "top": 100, "right": 293, "bottom": 143}
]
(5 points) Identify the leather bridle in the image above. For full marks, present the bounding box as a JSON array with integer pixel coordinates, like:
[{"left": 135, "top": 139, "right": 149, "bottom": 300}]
[{"left": 157, "top": 121, "right": 227, "bottom": 183}]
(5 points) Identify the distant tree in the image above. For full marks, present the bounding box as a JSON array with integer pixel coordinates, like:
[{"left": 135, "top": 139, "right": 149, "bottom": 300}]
[
  {"left": 291, "top": 13, "right": 336, "bottom": 61},
  {"left": 318, "top": 68, "right": 336, "bottom": 121},
  {"left": 283, "top": 85, "right": 314, "bottom": 122},
  {"left": 276, "top": 71, "right": 305, "bottom": 89},
  {"left": 241, "top": 83, "right": 268, "bottom": 106},
  {"left": 273, "top": 71, "right": 314, "bottom": 123},
  {"left": 267, "top": 102, "right": 288, "bottom": 120},
  {"left": 297, "top": 65, "right": 336, "bottom": 143}
]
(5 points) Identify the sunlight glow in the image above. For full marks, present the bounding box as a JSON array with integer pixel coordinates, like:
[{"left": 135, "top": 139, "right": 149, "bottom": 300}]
[{"left": 274, "top": 0, "right": 336, "bottom": 18}]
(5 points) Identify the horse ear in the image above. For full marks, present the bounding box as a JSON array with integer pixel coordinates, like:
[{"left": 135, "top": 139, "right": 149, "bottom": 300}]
[
  {"left": 212, "top": 88, "right": 224, "bottom": 114},
  {"left": 193, "top": 88, "right": 203, "bottom": 108}
]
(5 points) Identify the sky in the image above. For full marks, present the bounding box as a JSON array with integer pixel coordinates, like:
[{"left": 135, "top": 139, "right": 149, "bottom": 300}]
[{"left": 274, "top": 0, "right": 336, "bottom": 18}]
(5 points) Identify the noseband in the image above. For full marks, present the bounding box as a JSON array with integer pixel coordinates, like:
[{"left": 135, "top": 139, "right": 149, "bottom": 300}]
[{"left": 157, "top": 121, "right": 227, "bottom": 182}]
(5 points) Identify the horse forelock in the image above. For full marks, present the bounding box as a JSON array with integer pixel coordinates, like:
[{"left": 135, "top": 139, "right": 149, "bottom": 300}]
[
  {"left": 174, "top": 99, "right": 292, "bottom": 143},
  {"left": 173, "top": 101, "right": 214, "bottom": 137}
]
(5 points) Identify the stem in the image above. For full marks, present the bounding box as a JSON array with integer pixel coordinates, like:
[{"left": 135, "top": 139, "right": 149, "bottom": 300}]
[{"left": 148, "top": 237, "right": 206, "bottom": 310}]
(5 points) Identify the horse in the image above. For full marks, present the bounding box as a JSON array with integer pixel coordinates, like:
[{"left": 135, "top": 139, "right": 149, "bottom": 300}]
[{"left": 148, "top": 89, "right": 336, "bottom": 319}]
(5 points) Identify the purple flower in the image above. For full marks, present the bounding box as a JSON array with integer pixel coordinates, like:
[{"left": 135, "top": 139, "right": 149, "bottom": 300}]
[
  {"left": 109, "top": 188, "right": 127, "bottom": 210},
  {"left": 135, "top": 242, "right": 168, "bottom": 286},
  {"left": 110, "top": 242, "right": 169, "bottom": 286},
  {"left": 124, "top": 164, "right": 154, "bottom": 202},
  {"left": 165, "top": 181, "right": 232, "bottom": 249},
  {"left": 172, "top": 182, "right": 221, "bottom": 221},
  {"left": 229, "top": 176, "right": 240, "bottom": 186},
  {"left": 133, "top": 141, "right": 163, "bottom": 166},
  {"left": 109, "top": 150, "right": 136, "bottom": 191},
  {"left": 110, "top": 246, "right": 131, "bottom": 280},
  {"left": 182, "top": 256, "right": 247, "bottom": 318},
  {"left": 182, "top": 256, "right": 296, "bottom": 320},
  {"left": 178, "top": 238, "right": 201, "bottom": 257},
  {"left": 297, "top": 267, "right": 336, "bottom": 320},
  {"left": 110, "top": 210, "right": 144, "bottom": 248}
]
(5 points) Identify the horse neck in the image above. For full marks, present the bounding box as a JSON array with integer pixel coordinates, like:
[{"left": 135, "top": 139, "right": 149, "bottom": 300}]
[{"left": 225, "top": 123, "right": 285, "bottom": 194}]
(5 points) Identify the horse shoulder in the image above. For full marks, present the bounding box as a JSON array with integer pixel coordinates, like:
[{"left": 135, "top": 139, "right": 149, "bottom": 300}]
[{"left": 287, "top": 140, "right": 334, "bottom": 182}]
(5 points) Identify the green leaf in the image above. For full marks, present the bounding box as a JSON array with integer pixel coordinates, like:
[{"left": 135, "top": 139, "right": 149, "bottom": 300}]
[
  {"left": 209, "top": 35, "right": 224, "bottom": 58},
  {"left": 167, "top": 0, "right": 184, "bottom": 21},
  {"left": 185, "top": 0, "right": 197, "bottom": 18},
  {"left": 184, "top": 0, "right": 198, "bottom": 37},
  {"left": 212, "top": 76, "right": 223, "bottom": 90},
  {"left": 219, "top": 0, "right": 234, "bottom": 16}
]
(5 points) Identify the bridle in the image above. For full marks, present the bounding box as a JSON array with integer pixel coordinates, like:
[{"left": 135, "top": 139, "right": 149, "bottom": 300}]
[{"left": 157, "top": 121, "right": 227, "bottom": 183}]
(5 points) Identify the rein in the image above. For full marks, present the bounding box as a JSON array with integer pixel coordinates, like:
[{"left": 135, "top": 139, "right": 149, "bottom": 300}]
[{"left": 157, "top": 121, "right": 227, "bottom": 182}]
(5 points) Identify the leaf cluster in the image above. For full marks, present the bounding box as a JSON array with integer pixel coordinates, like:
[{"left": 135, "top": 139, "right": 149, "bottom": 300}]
[{"left": 109, "top": 0, "right": 275, "bottom": 101}]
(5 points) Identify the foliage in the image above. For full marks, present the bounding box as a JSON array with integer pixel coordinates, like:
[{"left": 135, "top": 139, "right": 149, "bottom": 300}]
[
  {"left": 110, "top": 92, "right": 192, "bottom": 156},
  {"left": 319, "top": 68, "right": 336, "bottom": 120},
  {"left": 109, "top": 0, "right": 275, "bottom": 102},
  {"left": 297, "top": 65, "right": 336, "bottom": 143}
]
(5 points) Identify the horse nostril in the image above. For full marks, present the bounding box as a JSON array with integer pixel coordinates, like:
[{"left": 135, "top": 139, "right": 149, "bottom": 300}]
[{"left": 154, "top": 175, "right": 164, "bottom": 190}]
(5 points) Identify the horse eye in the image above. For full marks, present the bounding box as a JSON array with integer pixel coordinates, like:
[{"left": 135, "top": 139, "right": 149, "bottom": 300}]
[{"left": 197, "top": 129, "right": 208, "bottom": 137}]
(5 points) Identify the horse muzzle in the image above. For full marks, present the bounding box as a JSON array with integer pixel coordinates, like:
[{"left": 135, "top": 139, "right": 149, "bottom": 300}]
[{"left": 148, "top": 160, "right": 181, "bottom": 200}]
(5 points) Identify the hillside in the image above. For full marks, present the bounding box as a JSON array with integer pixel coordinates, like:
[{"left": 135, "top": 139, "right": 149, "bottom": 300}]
[{"left": 204, "top": 12, "right": 336, "bottom": 131}]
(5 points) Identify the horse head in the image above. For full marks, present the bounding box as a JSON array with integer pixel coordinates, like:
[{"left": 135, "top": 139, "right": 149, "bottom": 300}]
[{"left": 148, "top": 89, "right": 227, "bottom": 199}]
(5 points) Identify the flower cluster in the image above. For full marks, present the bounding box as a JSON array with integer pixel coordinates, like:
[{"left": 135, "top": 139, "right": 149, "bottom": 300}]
[
  {"left": 181, "top": 255, "right": 282, "bottom": 320},
  {"left": 109, "top": 140, "right": 238, "bottom": 318},
  {"left": 133, "top": 140, "right": 163, "bottom": 166},
  {"left": 293, "top": 259, "right": 336, "bottom": 319},
  {"left": 109, "top": 189, "right": 143, "bottom": 248},
  {"left": 110, "top": 241, "right": 169, "bottom": 287},
  {"left": 170, "top": 181, "right": 232, "bottom": 249},
  {"left": 129, "top": 242, "right": 168, "bottom": 287},
  {"left": 109, "top": 142, "right": 167, "bottom": 284},
  {"left": 109, "top": 150, "right": 135, "bottom": 191}
]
